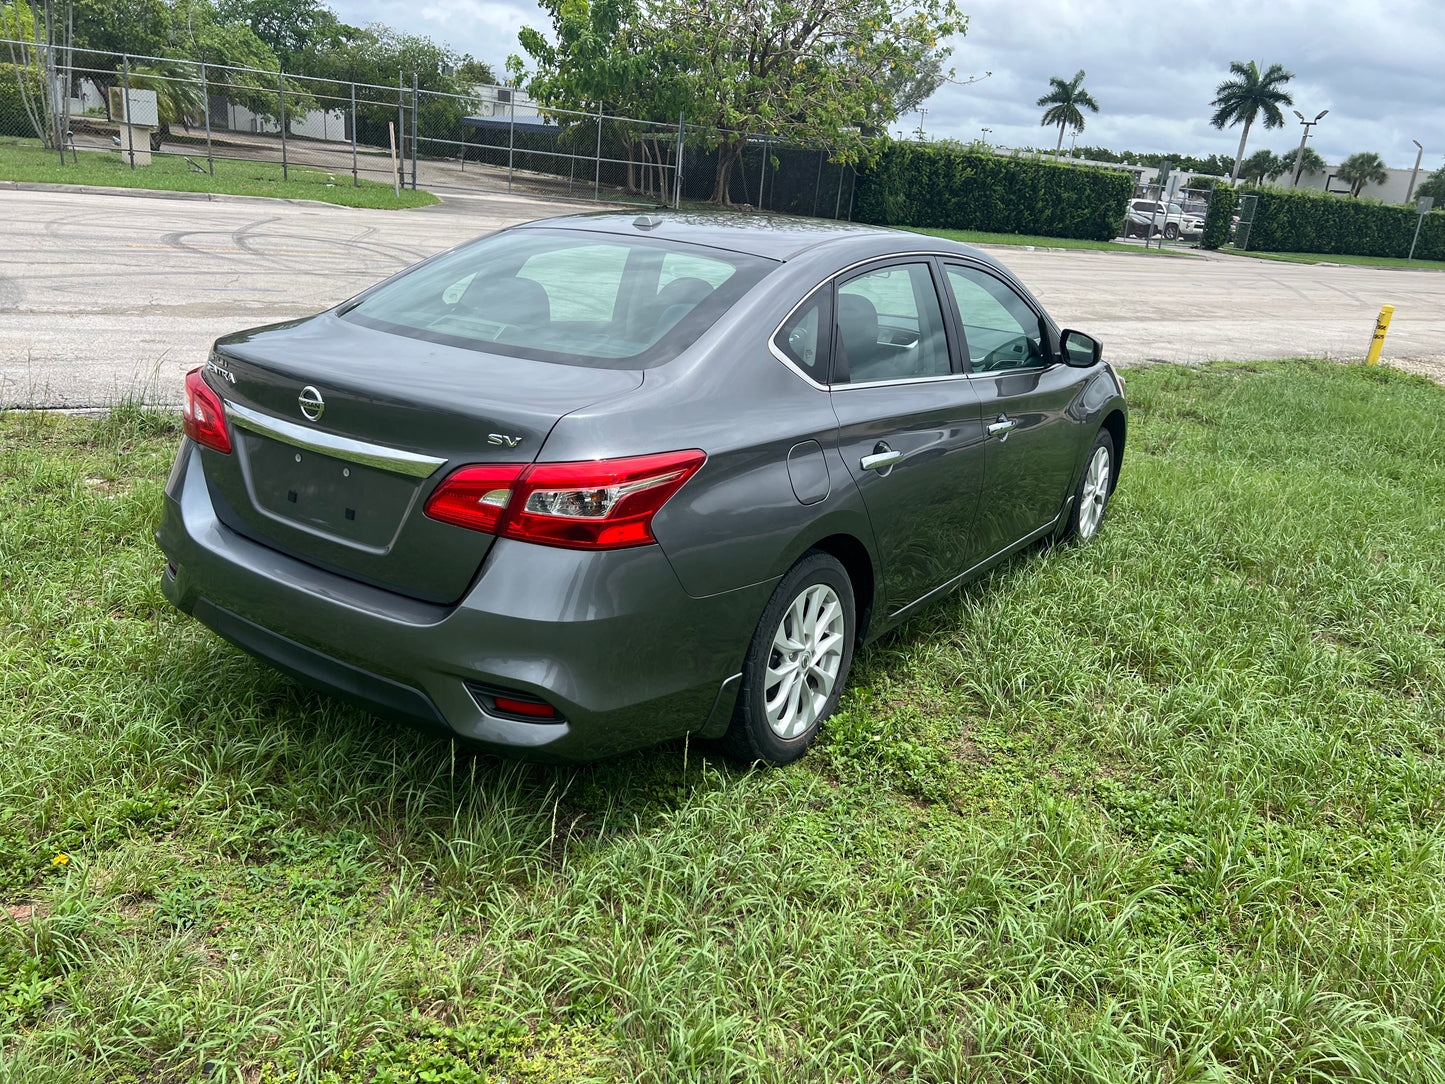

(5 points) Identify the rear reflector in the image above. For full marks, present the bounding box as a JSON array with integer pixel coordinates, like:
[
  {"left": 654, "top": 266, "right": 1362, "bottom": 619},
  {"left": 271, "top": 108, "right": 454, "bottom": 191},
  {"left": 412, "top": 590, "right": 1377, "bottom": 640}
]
[
  {"left": 425, "top": 449, "right": 705, "bottom": 550},
  {"left": 182, "top": 367, "right": 232, "bottom": 454},
  {"left": 465, "top": 683, "right": 564, "bottom": 723},
  {"left": 492, "top": 696, "right": 557, "bottom": 718}
]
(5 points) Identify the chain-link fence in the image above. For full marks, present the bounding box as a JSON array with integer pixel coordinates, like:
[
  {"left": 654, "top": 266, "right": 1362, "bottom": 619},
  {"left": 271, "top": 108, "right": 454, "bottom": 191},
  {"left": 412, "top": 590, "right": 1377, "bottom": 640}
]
[
  {"left": 1119, "top": 180, "right": 1219, "bottom": 247},
  {"left": 1, "top": 38, "right": 858, "bottom": 218}
]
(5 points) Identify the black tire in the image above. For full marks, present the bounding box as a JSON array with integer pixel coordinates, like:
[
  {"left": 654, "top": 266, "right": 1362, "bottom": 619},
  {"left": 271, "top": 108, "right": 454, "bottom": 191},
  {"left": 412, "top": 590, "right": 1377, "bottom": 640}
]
[
  {"left": 1164, "top": 223, "right": 1180, "bottom": 241},
  {"left": 1060, "top": 429, "right": 1116, "bottom": 545},
  {"left": 717, "top": 551, "right": 856, "bottom": 766}
]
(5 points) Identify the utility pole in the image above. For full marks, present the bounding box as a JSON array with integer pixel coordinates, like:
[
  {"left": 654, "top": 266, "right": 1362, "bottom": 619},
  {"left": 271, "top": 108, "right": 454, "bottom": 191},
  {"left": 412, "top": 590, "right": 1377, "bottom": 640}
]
[
  {"left": 1406, "top": 140, "right": 1424, "bottom": 203},
  {"left": 1290, "top": 109, "right": 1328, "bottom": 188}
]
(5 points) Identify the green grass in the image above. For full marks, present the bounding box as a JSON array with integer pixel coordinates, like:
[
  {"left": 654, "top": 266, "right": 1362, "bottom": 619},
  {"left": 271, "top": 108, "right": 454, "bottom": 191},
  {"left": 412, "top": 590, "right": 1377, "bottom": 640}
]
[
  {"left": 1221, "top": 248, "right": 1445, "bottom": 271},
  {"left": 903, "top": 226, "right": 1190, "bottom": 254},
  {"left": 3, "top": 359, "right": 1445, "bottom": 1081},
  {"left": 0, "top": 141, "right": 438, "bottom": 210}
]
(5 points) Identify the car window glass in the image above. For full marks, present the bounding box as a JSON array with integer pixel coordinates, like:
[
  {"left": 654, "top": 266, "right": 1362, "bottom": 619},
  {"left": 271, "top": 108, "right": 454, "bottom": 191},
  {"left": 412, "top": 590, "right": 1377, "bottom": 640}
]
[
  {"left": 658, "top": 252, "right": 736, "bottom": 290},
  {"left": 834, "top": 263, "right": 950, "bottom": 383},
  {"left": 518, "top": 243, "right": 629, "bottom": 322},
  {"left": 945, "top": 265, "right": 1047, "bottom": 373},
  {"left": 773, "top": 288, "right": 831, "bottom": 382},
  {"left": 342, "top": 229, "right": 773, "bottom": 368}
]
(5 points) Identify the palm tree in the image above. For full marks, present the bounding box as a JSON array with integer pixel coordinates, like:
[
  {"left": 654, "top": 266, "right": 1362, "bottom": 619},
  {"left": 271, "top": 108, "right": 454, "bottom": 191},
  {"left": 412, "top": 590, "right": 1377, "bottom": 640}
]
[
  {"left": 1037, "top": 70, "right": 1099, "bottom": 153},
  {"left": 1241, "top": 148, "right": 1278, "bottom": 185},
  {"left": 1209, "top": 60, "right": 1294, "bottom": 184},
  {"left": 1336, "top": 152, "right": 1390, "bottom": 197},
  {"left": 1292, "top": 146, "right": 1325, "bottom": 181}
]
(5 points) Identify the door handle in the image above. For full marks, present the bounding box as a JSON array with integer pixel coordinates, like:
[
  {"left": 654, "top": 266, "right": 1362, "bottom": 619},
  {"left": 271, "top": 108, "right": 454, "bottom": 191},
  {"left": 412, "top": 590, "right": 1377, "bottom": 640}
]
[
  {"left": 987, "top": 415, "right": 1017, "bottom": 440},
  {"left": 860, "top": 448, "right": 903, "bottom": 471}
]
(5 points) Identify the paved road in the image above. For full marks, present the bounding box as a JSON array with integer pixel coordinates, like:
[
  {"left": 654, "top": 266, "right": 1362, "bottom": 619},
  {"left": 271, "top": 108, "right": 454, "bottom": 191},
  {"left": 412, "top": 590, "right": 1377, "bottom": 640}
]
[{"left": 2, "top": 187, "right": 1443, "bottom": 407}]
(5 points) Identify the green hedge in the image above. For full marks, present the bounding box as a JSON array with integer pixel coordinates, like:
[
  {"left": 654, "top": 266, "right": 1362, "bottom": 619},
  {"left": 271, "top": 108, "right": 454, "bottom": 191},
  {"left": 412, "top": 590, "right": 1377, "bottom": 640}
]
[
  {"left": 1238, "top": 186, "right": 1445, "bottom": 260},
  {"left": 1200, "top": 182, "right": 1235, "bottom": 250},
  {"left": 853, "top": 143, "right": 1135, "bottom": 242}
]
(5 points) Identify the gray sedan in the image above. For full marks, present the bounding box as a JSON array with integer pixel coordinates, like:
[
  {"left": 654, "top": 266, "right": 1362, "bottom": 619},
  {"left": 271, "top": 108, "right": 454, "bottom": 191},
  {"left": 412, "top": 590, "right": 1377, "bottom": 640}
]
[{"left": 156, "top": 213, "right": 1126, "bottom": 765}]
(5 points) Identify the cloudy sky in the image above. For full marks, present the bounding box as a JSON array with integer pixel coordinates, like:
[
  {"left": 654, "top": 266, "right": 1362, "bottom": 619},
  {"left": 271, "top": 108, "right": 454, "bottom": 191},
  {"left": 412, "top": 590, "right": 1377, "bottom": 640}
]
[{"left": 327, "top": 0, "right": 1445, "bottom": 172}]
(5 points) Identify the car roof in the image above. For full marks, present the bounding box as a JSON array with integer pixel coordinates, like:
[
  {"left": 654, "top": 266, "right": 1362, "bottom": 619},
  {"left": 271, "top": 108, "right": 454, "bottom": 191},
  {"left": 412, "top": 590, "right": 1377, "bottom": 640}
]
[{"left": 512, "top": 210, "right": 971, "bottom": 263}]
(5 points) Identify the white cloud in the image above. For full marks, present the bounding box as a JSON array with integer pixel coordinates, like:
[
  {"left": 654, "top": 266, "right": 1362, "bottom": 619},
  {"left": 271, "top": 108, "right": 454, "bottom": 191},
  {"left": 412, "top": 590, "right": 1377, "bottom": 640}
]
[{"left": 326, "top": 0, "right": 1445, "bottom": 170}]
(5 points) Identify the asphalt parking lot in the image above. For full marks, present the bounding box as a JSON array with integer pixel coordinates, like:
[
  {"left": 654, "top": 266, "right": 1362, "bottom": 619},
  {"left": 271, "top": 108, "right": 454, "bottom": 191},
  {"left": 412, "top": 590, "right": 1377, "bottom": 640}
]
[{"left": 2, "top": 187, "right": 1443, "bottom": 407}]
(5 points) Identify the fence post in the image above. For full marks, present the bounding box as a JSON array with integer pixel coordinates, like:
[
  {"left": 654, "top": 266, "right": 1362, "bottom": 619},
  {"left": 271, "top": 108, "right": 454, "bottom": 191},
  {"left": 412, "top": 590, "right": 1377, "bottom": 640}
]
[
  {"left": 833, "top": 162, "right": 844, "bottom": 219},
  {"left": 593, "top": 101, "right": 602, "bottom": 201},
  {"left": 350, "top": 79, "right": 358, "bottom": 186},
  {"left": 396, "top": 72, "right": 404, "bottom": 184},
  {"left": 758, "top": 137, "right": 767, "bottom": 211},
  {"left": 277, "top": 69, "right": 287, "bottom": 180},
  {"left": 674, "top": 112, "right": 684, "bottom": 209},
  {"left": 48, "top": 42, "right": 64, "bottom": 165},
  {"left": 411, "top": 73, "right": 418, "bottom": 191},
  {"left": 200, "top": 62, "right": 213, "bottom": 173},
  {"left": 507, "top": 91, "right": 515, "bottom": 193},
  {"left": 121, "top": 55, "right": 135, "bottom": 170},
  {"left": 812, "top": 149, "right": 824, "bottom": 217}
]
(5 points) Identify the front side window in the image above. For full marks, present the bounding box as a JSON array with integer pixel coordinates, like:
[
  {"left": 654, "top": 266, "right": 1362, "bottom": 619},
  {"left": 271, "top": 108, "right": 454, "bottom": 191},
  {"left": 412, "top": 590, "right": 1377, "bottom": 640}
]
[
  {"left": 833, "top": 263, "right": 952, "bottom": 384},
  {"left": 342, "top": 229, "right": 774, "bottom": 368},
  {"left": 944, "top": 265, "right": 1048, "bottom": 373}
]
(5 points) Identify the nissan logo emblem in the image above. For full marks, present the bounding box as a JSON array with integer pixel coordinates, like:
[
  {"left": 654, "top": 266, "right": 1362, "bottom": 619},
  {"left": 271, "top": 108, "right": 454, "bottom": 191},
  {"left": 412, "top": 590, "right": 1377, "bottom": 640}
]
[{"left": 298, "top": 385, "right": 325, "bottom": 421}]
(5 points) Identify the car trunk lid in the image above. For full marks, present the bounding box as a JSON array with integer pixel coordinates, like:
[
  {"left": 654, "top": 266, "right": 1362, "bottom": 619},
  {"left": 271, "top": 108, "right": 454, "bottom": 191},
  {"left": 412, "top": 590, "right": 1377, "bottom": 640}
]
[{"left": 201, "top": 313, "right": 642, "bottom": 603}]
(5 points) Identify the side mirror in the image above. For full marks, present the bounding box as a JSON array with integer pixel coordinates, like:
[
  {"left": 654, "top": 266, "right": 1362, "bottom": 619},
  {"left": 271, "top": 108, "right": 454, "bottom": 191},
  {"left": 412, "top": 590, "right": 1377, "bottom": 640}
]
[{"left": 1060, "top": 329, "right": 1102, "bottom": 367}]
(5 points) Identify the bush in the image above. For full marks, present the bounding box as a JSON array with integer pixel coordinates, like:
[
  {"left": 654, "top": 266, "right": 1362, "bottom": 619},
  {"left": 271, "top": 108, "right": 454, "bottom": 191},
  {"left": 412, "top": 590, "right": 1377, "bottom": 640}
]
[
  {"left": 1238, "top": 185, "right": 1445, "bottom": 259},
  {"left": 0, "top": 63, "right": 43, "bottom": 141},
  {"left": 1200, "top": 182, "right": 1235, "bottom": 249},
  {"left": 853, "top": 143, "right": 1134, "bottom": 241}
]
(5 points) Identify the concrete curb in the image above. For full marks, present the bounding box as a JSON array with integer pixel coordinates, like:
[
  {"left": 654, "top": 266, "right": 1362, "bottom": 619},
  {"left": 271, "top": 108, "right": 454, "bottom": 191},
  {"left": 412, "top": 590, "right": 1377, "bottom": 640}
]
[
  {"left": 1208, "top": 246, "right": 1445, "bottom": 274},
  {"left": 0, "top": 179, "right": 411, "bottom": 210},
  {"left": 969, "top": 241, "right": 1204, "bottom": 258}
]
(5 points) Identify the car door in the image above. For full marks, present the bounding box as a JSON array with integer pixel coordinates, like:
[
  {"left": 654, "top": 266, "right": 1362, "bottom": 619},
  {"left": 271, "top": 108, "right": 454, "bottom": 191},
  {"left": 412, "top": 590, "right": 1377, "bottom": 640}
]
[
  {"left": 941, "top": 261, "right": 1091, "bottom": 556},
  {"left": 825, "top": 258, "right": 987, "bottom": 616}
]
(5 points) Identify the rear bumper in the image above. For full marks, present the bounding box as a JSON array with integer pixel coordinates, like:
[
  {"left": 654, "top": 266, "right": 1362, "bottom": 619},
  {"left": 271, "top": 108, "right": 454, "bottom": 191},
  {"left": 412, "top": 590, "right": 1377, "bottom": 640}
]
[{"left": 156, "top": 440, "right": 768, "bottom": 761}]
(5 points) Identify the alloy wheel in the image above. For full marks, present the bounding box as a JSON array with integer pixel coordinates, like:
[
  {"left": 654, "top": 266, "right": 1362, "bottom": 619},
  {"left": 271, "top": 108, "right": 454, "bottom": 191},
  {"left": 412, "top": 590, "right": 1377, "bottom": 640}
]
[
  {"left": 764, "top": 583, "right": 846, "bottom": 739},
  {"left": 1078, "top": 445, "right": 1111, "bottom": 540}
]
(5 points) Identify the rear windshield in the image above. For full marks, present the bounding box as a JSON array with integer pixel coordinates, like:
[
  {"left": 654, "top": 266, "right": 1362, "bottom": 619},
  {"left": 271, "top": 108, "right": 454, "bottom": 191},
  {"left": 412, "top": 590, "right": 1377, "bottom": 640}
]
[{"left": 341, "top": 228, "right": 775, "bottom": 368}]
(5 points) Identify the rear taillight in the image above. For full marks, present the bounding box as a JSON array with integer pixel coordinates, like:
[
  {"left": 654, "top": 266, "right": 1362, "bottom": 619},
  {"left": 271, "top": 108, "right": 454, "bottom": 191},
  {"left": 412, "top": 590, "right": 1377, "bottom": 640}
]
[
  {"left": 420, "top": 463, "right": 526, "bottom": 534},
  {"left": 424, "top": 449, "right": 705, "bottom": 550},
  {"left": 182, "top": 367, "right": 232, "bottom": 454}
]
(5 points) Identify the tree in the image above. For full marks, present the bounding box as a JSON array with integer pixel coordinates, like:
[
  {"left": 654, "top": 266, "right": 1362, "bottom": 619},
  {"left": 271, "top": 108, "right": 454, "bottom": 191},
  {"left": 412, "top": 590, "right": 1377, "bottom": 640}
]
[
  {"left": 2, "top": 0, "right": 75, "bottom": 150},
  {"left": 1335, "top": 151, "right": 1389, "bottom": 197},
  {"left": 515, "top": 0, "right": 966, "bottom": 205},
  {"left": 1209, "top": 60, "right": 1294, "bottom": 185},
  {"left": 456, "top": 56, "right": 496, "bottom": 87},
  {"left": 1240, "top": 147, "right": 1278, "bottom": 185},
  {"left": 1036, "top": 69, "right": 1098, "bottom": 153},
  {"left": 1290, "top": 145, "right": 1324, "bottom": 180},
  {"left": 215, "top": 0, "right": 348, "bottom": 69},
  {"left": 1415, "top": 163, "right": 1445, "bottom": 203}
]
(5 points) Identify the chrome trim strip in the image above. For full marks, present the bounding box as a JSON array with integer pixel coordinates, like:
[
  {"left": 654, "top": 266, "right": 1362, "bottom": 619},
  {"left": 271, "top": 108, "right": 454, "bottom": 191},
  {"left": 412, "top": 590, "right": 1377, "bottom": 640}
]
[
  {"left": 224, "top": 400, "right": 447, "bottom": 479},
  {"left": 888, "top": 513, "right": 1061, "bottom": 620}
]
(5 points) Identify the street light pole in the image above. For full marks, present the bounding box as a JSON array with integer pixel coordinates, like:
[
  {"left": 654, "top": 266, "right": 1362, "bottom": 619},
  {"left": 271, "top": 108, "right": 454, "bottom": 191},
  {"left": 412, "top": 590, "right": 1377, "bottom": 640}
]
[
  {"left": 1406, "top": 139, "right": 1424, "bottom": 203},
  {"left": 1290, "top": 109, "right": 1328, "bottom": 188},
  {"left": 916, "top": 107, "right": 928, "bottom": 140}
]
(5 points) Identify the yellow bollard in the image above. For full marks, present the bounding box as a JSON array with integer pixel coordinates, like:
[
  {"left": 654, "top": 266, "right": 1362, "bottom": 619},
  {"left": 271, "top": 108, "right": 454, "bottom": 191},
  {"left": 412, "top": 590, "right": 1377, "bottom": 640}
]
[{"left": 1365, "top": 304, "right": 1394, "bottom": 366}]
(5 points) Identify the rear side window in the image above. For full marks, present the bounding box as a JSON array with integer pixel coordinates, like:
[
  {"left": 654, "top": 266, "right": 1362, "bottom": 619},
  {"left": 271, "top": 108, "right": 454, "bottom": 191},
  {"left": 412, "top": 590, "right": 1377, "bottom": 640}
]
[
  {"left": 773, "top": 288, "right": 833, "bottom": 383},
  {"left": 342, "top": 229, "right": 774, "bottom": 368},
  {"left": 833, "top": 263, "right": 952, "bottom": 383}
]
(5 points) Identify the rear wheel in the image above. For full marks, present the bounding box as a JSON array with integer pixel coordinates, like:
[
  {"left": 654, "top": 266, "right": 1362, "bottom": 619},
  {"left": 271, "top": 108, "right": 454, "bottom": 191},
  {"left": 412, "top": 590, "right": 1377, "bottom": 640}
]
[
  {"left": 1060, "top": 430, "right": 1115, "bottom": 545},
  {"left": 718, "top": 551, "right": 855, "bottom": 766}
]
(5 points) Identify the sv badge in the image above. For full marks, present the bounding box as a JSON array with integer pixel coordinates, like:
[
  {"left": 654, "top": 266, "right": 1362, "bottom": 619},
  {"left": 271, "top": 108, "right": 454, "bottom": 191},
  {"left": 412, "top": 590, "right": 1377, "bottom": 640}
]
[{"left": 487, "top": 433, "right": 523, "bottom": 448}]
